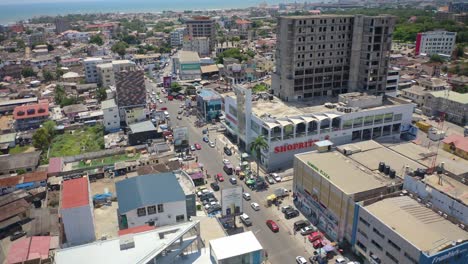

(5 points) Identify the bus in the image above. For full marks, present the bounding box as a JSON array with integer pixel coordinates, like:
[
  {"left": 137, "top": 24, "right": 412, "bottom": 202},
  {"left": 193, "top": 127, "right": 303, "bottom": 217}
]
[{"left": 223, "top": 164, "right": 233, "bottom": 175}]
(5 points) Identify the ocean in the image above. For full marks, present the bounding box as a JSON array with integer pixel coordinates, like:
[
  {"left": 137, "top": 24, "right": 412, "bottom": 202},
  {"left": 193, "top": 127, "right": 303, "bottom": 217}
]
[{"left": 0, "top": 0, "right": 289, "bottom": 24}]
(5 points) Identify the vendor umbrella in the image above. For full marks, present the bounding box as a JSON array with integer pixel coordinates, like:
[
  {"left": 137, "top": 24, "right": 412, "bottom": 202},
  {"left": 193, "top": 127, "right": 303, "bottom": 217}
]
[{"left": 323, "top": 244, "right": 335, "bottom": 252}]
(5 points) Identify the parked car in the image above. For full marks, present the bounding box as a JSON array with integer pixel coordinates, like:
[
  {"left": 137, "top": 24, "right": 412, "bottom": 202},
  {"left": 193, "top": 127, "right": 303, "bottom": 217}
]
[
  {"left": 251, "top": 202, "right": 260, "bottom": 211},
  {"left": 222, "top": 159, "right": 230, "bottom": 165},
  {"left": 178, "top": 109, "right": 183, "bottom": 114},
  {"left": 271, "top": 173, "right": 282, "bottom": 182},
  {"left": 240, "top": 213, "right": 252, "bottom": 226},
  {"left": 294, "top": 220, "right": 311, "bottom": 231},
  {"left": 194, "top": 143, "right": 201, "bottom": 150},
  {"left": 285, "top": 209, "right": 300, "bottom": 219},
  {"left": 10, "top": 231, "right": 26, "bottom": 241},
  {"left": 229, "top": 177, "right": 237, "bottom": 184},
  {"left": 335, "top": 257, "right": 347, "bottom": 264},
  {"left": 281, "top": 205, "right": 293, "bottom": 213},
  {"left": 207, "top": 204, "right": 221, "bottom": 214},
  {"left": 300, "top": 226, "right": 317, "bottom": 236},
  {"left": 265, "top": 176, "right": 275, "bottom": 184},
  {"left": 202, "top": 129, "right": 208, "bottom": 134},
  {"left": 266, "top": 220, "right": 279, "bottom": 232},
  {"left": 190, "top": 145, "right": 196, "bottom": 151},
  {"left": 177, "top": 115, "right": 182, "bottom": 120},
  {"left": 203, "top": 136, "right": 209, "bottom": 142},
  {"left": 224, "top": 146, "right": 232, "bottom": 156},
  {"left": 209, "top": 141, "right": 215, "bottom": 147},
  {"left": 216, "top": 173, "right": 224, "bottom": 182},
  {"left": 312, "top": 239, "right": 324, "bottom": 249},
  {"left": 243, "top": 192, "right": 251, "bottom": 200},
  {"left": 308, "top": 231, "right": 323, "bottom": 243},
  {"left": 210, "top": 182, "right": 220, "bottom": 191},
  {"left": 296, "top": 256, "right": 308, "bottom": 264}
]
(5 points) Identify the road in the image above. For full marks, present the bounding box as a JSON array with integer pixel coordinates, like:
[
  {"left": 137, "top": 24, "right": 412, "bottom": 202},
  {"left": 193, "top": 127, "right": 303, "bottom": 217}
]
[{"left": 145, "top": 80, "right": 316, "bottom": 264}]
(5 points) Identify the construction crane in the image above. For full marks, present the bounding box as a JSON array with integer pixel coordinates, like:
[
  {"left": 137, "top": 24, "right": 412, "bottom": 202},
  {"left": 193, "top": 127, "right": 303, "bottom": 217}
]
[{"left": 427, "top": 89, "right": 450, "bottom": 174}]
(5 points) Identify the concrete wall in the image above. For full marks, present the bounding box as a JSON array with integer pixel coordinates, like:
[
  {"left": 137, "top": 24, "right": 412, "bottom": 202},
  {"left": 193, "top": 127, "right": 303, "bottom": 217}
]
[
  {"left": 103, "top": 106, "right": 120, "bottom": 132},
  {"left": 124, "top": 200, "right": 187, "bottom": 228}
]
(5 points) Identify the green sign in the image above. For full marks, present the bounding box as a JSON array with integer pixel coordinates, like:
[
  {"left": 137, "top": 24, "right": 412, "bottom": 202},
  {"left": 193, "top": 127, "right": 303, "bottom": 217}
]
[
  {"left": 307, "top": 162, "right": 330, "bottom": 179},
  {"left": 181, "top": 63, "right": 200, "bottom": 71}
]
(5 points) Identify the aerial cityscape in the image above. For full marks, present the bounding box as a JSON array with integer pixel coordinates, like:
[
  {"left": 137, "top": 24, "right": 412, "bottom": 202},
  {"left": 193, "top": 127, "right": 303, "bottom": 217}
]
[{"left": 0, "top": 0, "right": 467, "bottom": 264}]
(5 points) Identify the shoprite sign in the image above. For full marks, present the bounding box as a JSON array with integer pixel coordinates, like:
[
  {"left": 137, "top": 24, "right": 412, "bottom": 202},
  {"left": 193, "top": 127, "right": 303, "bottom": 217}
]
[{"left": 274, "top": 139, "right": 319, "bottom": 153}]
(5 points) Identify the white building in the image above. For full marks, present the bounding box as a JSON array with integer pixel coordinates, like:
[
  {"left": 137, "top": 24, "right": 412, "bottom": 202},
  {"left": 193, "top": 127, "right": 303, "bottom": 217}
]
[
  {"left": 97, "top": 60, "right": 136, "bottom": 88},
  {"left": 210, "top": 231, "right": 264, "bottom": 264},
  {"left": 101, "top": 99, "right": 120, "bottom": 132},
  {"left": 182, "top": 36, "right": 210, "bottom": 56},
  {"left": 385, "top": 67, "right": 400, "bottom": 97},
  {"left": 60, "top": 30, "right": 90, "bottom": 43},
  {"left": 415, "top": 31, "right": 457, "bottom": 56},
  {"left": 222, "top": 85, "right": 415, "bottom": 172},
  {"left": 83, "top": 57, "right": 110, "bottom": 83},
  {"left": 170, "top": 27, "right": 185, "bottom": 47},
  {"left": 173, "top": 51, "right": 201, "bottom": 80},
  {"left": 116, "top": 173, "right": 188, "bottom": 229},
  {"left": 60, "top": 177, "right": 96, "bottom": 247}
]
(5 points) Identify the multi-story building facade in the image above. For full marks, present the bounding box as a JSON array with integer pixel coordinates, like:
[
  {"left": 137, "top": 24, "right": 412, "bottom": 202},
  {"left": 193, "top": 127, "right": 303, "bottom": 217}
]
[
  {"left": 83, "top": 57, "right": 111, "bottom": 83},
  {"left": 96, "top": 60, "right": 136, "bottom": 88},
  {"left": 101, "top": 99, "right": 120, "bottom": 132},
  {"left": 385, "top": 67, "right": 400, "bottom": 97},
  {"left": 173, "top": 51, "right": 201, "bottom": 80},
  {"left": 13, "top": 102, "right": 49, "bottom": 131},
  {"left": 273, "top": 15, "right": 395, "bottom": 101},
  {"left": 55, "top": 18, "right": 70, "bottom": 34},
  {"left": 115, "top": 69, "right": 146, "bottom": 121},
  {"left": 415, "top": 31, "right": 457, "bottom": 56},
  {"left": 422, "top": 90, "right": 468, "bottom": 125},
  {"left": 170, "top": 27, "right": 186, "bottom": 47},
  {"left": 186, "top": 16, "right": 216, "bottom": 51},
  {"left": 222, "top": 85, "right": 414, "bottom": 172},
  {"left": 182, "top": 36, "right": 210, "bottom": 56}
]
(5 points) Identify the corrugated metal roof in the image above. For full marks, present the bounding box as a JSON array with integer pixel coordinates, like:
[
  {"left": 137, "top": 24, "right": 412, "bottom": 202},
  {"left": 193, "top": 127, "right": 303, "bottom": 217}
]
[
  {"left": 116, "top": 173, "right": 185, "bottom": 214},
  {"left": 61, "top": 177, "right": 89, "bottom": 209}
]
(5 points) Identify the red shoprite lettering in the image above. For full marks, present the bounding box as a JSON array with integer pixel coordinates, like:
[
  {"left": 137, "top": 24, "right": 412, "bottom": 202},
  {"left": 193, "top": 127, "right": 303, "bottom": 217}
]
[{"left": 274, "top": 140, "right": 319, "bottom": 153}]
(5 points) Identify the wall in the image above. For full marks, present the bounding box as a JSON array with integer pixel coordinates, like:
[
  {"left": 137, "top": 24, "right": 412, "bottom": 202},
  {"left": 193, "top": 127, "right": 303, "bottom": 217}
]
[
  {"left": 61, "top": 205, "right": 96, "bottom": 246},
  {"left": 103, "top": 106, "right": 120, "bottom": 132},
  {"left": 124, "top": 200, "right": 187, "bottom": 228}
]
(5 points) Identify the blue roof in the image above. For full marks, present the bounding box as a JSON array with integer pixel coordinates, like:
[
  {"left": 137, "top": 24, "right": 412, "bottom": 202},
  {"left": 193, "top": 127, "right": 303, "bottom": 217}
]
[{"left": 116, "top": 173, "right": 186, "bottom": 214}]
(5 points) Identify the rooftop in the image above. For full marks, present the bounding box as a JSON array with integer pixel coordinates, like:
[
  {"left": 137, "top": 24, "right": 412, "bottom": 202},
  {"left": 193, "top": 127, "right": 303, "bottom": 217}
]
[
  {"left": 6, "top": 236, "right": 56, "bottom": 264},
  {"left": 210, "top": 231, "right": 263, "bottom": 260},
  {"left": 61, "top": 177, "right": 90, "bottom": 209},
  {"left": 55, "top": 220, "right": 200, "bottom": 264},
  {"left": 0, "top": 151, "right": 41, "bottom": 171},
  {"left": 118, "top": 225, "right": 155, "bottom": 236},
  {"left": 62, "top": 103, "right": 87, "bottom": 115},
  {"left": 198, "top": 88, "right": 221, "bottom": 100},
  {"left": 429, "top": 90, "right": 468, "bottom": 104},
  {"left": 402, "top": 85, "right": 428, "bottom": 95},
  {"left": 115, "top": 173, "right": 186, "bottom": 214},
  {"left": 424, "top": 174, "right": 468, "bottom": 205},
  {"left": 200, "top": 64, "right": 219, "bottom": 74},
  {"left": 0, "top": 97, "right": 38, "bottom": 107},
  {"left": 179, "top": 51, "right": 200, "bottom": 63},
  {"left": 442, "top": 134, "right": 468, "bottom": 153},
  {"left": 101, "top": 99, "right": 117, "bottom": 110},
  {"left": 129, "top": 121, "right": 156, "bottom": 134},
  {"left": 364, "top": 196, "right": 468, "bottom": 255},
  {"left": 13, "top": 103, "right": 49, "bottom": 120}
]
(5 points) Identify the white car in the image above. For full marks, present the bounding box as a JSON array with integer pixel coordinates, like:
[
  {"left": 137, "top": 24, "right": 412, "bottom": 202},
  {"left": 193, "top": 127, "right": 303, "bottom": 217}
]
[
  {"left": 251, "top": 202, "right": 260, "bottom": 211},
  {"left": 271, "top": 173, "right": 282, "bottom": 182},
  {"left": 335, "top": 257, "right": 346, "bottom": 264},
  {"left": 159, "top": 99, "right": 163, "bottom": 103},
  {"left": 209, "top": 141, "right": 215, "bottom": 148},
  {"left": 151, "top": 91, "right": 156, "bottom": 95},
  {"left": 222, "top": 159, "right": 230, "bottom": 165},
  {"left": 243, "top": 192, "right": 251, "bottom": 200},
  {"left": 296, "top": 256, "right": 308, "bottom": 264}
]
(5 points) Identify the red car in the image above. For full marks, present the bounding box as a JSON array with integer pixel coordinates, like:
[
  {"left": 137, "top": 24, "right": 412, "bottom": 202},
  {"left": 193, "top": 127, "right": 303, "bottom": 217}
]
[
  {"left": 308, "top": 231, "right": 323, "bottom": 243},
  {"left": 194, "top": 143, "right": 201, "bottom": 150},
  {"left": 216, "top": 173, "right": 224, "bottom": 182},
  {"left": 161, "top": 107, "right": 168, "bottom": 111},
  {"left": 312, "top": 239, "right": 324, "bottom": 249},
  {"left": 266, "top": 220, "right": 279, "bottom": 232}
]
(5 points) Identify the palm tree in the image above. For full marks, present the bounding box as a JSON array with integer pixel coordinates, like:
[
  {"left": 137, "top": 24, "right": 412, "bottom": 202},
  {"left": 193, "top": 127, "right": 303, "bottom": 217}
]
[{"left": 250, "top": 135, "right": 268, "bottom": 178}]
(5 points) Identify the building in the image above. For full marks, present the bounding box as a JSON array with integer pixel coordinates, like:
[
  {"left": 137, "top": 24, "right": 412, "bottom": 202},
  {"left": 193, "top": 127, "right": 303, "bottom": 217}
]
[
  {"left": 0, "top": 151, "right": 41, "bottom": 176},
  {"left": 173, "top": 51, "right": 201, "bottom": 80},
  {"left": 0, "top": 63, "right": 22, "bottom": 79},
  {"left": 62, "top": 103, "right": 88, "bottom": 121},
  {"left": 26, "top": 32, "right": 45, "bottom": 46},
  {"left": 6, "top": 236, "right": 57, "bottom": 264},
  {"left": 115, "top": 69, "right": 146, "bottom": 121},
  {"left": 233, "top": 19, "right": 252, "bottom": 39},
  {"left": 55, "top": 18, "right": 71, "bottom": 34},
  {"left": 102, "top": 99, "right": 120, "bottom": 132},
  {"left": 415, "top": 31, "right": 457, "bottom": 56},
  {"left": 223, "top": 85, "right": 414, "bottom": 172},
  {"left": 186, "top": 16, "right": 216, "bottom": 51},
  {"left": 60, "top": 30, "right": 90, "bottom": 43},
  {"left": 401, "top": 85, "right": 428, "bottom": 107},
  {"left": 124, "top": 107, "right": 145, "bottom": 126},
  {"left": 449, "top": 2, "right": 468, "bottom": 13},
  {"left": 170, "top": 27, "right": 186, "bottom": 47},
  {"left": 442, "top": 134, "right": 468, "bottom": 160},
  {"left": 272, "top": 15, "right": 396, "bottom": 101},
  {"left": 196, "top": 88, "right": 223, "bottom": 121},
  {"left": 115, "top": 173, "right": 189, "bottom": 229},
  {"left": 210, "top": 231, "right": 264, "bottom": 264},
  {"left": 54, "top": 220, "right": 202, "bottom": 264},
  {"left": 422, "top": 90, "right": 468, "bottom": 125},
  {"left": 97, "top": 60, "right": 136, "bottom": 88},
  {"left": 0, "top": 171, "right": 47, "bottom": 196},
  {"left": 128, "top": 121, "right": 160, "bottom": 145},
  {"left": 353, "top": 195, "right": 468, "bottom": 264},
  {"left": 84, "top": 57, "right": 110, "bottom": 83},
  {"left": 418, "top": 77, "right": 449, "bottom": 91},
  {"left": 13, "top": 102, "right": 49, "bottom": 131},
  {"left": 292, "top": 139, "right": 429, "bottom": 242},
  {"left": 385, "top": 67, "right": 400, "bottom": 96},
  {"left": 182, "top": 36, "right": 210, "bottom": 56},
  {"left": 60, "top": 177, "right": 96, "bottom": 247}
]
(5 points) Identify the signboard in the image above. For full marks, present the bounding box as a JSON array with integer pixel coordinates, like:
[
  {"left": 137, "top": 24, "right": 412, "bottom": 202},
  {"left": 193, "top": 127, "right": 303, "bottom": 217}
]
[
  {"left": 173, "top": 127, "right": 189, "bottom": 148},
  {"left": 181, "top": 63, "right": 200, "bottom": 71},
  {"left": 163, "top": 76, "right": 172, "bottom": 88},
  {"left": 221, "top": 186, "right": 243, "bottom": 217},
  {"left": 274, "top": 139, "right": 319, "bottom": 153}
]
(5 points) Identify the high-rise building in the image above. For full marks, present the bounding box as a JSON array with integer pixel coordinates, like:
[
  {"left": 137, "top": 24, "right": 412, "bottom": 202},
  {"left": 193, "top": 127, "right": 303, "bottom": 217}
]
[
  {"left": 115, "top": 69, "right": 146, "bottom": 120},
  {"left": 273, "top": 15, "right": 395, "bottom": 101},
  {"left": 170, "top": 27, "right": 186, "bottom": 47},
  {"left": 55, "top": 18, "right": 71, "bottom": 34},
  {"left": 186, "top": 16, "right": 216, "bottom": 51},
  {"left": 415, "top": 31, "right": 457, "bottom": 56},
  {"left": 96, "top": 60, "right": 136, "bottom": 88}
]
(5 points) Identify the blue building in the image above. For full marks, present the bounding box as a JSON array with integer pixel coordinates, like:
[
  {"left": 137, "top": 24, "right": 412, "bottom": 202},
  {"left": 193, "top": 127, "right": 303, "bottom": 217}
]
[{"left": 196, "top": 88, "right": 222, "bottom": 121}]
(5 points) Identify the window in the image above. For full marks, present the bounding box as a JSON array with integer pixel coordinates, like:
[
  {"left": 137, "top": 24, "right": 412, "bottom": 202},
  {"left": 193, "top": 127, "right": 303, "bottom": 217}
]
[
  {"left": 137, "top": 207, "right": 147, "bottom": 217},
  {"left": 147, "top": 205, "right": 156, "bottom": 215},
  {"left": 353, "top": 117, "right": 363, "bottom": 128},
  {"left": 384, "top": 113, "right": 393, "bottom": 123},
  {"left": 358, "top": 228, "right": 368, "bottom": 238},
  {"left": 343, "top": 120, "right": 353, "bottom": 130},
  {"left": 364, "top": 115, "right": 374, "bottom": 126},
  {"left": 386, "top": 252, "right": 399, "bottom": 263},
  {"left": 394, "top": 113, "right": 402, "bottom": 121},
  {"left": 404, "top": 252, "right": 418, "bottom": 264},
  {"left": 359, "top": 217, "right": 370, "bottom": 227},
  {"left": 388, "top": 239, "right": 401, "bottom": 251},
  {"left": 356, "top": 240, "right": 367, "bottom": 252},
  {"left": 371, "top": 240, "right": 383, "bottom": 251},
  {"left": 157, "top": 204, "right": 164, "bottom": 213},
  {"left": 176, "top": 214, "right": 185, "bottom": 222},
  {"left": 373, "top": 228, "right": 385, "bottom": 239}
]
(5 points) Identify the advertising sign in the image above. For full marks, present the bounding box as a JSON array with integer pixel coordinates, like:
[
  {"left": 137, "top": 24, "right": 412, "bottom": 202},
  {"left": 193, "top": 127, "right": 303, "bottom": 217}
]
[
  {"left": 163, "top": 76, "right": 172, "bottom": 88},
  {"left": 173, "top": 127, "right": 189, "bottom": 149},
  {"left": 221, "top": 186, "right": 243, "bottom": 217}
]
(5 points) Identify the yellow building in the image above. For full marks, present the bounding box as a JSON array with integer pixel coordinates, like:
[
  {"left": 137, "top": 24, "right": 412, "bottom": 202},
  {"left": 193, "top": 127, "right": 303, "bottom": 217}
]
[{"left": 442, "top": 134, "right": 468, "bottom": 160}]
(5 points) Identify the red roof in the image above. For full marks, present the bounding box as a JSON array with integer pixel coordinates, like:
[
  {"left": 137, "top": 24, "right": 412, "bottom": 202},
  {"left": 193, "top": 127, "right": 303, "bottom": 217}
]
[
  {"left": 61, "top": 177, "right": 89, "bottom": 209},
  {"left": 442, "top": 134, "right": 468, "bottom": 152},
  {"left": 48, "top": 157, "right": 63, "bottom": 175},
  {"left": 7, "top": 236, "right": 51, "bottom": 264},
  {"left": 13, "top": 103, "right": 49, "bottom": 120},
  {"left": 235, "top": 19, "right": 252, "bottom": 25},
  {"left": 118, "top": 225, "right": 155, "bottom": 236},
  {"left": 85, "top": 23, "right": 115, "bottom": 29}
]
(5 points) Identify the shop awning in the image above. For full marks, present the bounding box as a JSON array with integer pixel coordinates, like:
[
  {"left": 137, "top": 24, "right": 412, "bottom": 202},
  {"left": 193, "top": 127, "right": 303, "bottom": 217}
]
[{"left": 190, "top": 172, "right": 204, "bottom": 180}]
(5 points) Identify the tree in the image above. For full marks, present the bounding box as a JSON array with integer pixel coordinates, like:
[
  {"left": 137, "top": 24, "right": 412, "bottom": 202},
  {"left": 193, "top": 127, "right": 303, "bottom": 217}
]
[
  {"left": 250, "top": 135, "right": 268, "bottom": 178},
  {"left": 21, "top": 67, "right": 36, "bottom": 78},
  {"left": 42, "top": 120, "right": 56, "bottom": 138},
  {"left": 170, "top": 82, "right": 182, "bottom": 93},
  {"left": 47, "top": 44, "right": 54, "bottom": 51},
  {"left": 89, "top": 34, "right": 104, "bottom": 46},
  {"left": 429, "top": 54, "right": 444, "bottom": 63},
  {"left": 96, "top": 86, "right": 107, "bottom": 101},
  {"left": 32, "top": 128, "right": 50, "bottom": 150},
  {"left": 111, "top": 41, "right": 128, "bottom": 57},
  {"left": 43, "top": 70, "right": 54, "bottom": 82},
  {"left": 455, "top": 44, "right": 465, "bottom": 58}
]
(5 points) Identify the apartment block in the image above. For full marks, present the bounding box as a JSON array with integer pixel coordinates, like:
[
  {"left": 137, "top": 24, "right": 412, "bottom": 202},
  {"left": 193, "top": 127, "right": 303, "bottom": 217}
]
[
  {"left": 182, "top": 36, "right": 210, "bottom": 56},
  {"left": 415, "top": 31, "right": 457, "bottom": 56},
  {"left": 272, "top": 15, "right": 395, "bottom": 101},
  {"left": 115, "top": 70, "right": 146, "bottom": 121},
  {"left": 170, "top": 27, "right": 186, "bottom": 47},
  {"left": 186, "top": 16, "right": 216, "bottom": 51},
  {"left": 83, "top": 57, "right": 110, "bottom": 83},
  {"left": 97, "top": 60, "right": 136, "bottom": 88}
]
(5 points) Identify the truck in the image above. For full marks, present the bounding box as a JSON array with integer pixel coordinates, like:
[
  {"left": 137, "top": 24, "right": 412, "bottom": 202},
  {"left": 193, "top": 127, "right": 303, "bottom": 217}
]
[
  {"left": 428, "top": 128, "right": 445, "bottom": 141},
  {"left": 274, "top": 188, "right": 289, "bottom": 198},
  {"left": 415, "top": 121, "right": 432, "bottom": 133}
]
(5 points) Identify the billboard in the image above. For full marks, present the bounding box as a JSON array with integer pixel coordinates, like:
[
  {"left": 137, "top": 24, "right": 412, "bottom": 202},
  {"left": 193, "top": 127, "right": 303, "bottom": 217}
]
[
  {"left": 173, "top": 127, "right": 189, "bottom": 149},
  {"left": 163, "top": 76, "right": 172, "bottom": 88},
  {"left": 221, "top": 186, "right": 243, "bottom": 217}
]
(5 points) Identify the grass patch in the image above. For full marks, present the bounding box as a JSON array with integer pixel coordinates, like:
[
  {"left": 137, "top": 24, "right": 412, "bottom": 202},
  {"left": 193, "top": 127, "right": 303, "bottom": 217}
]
[
  {"left": 73, "top": 153, "right": 141, "bottom": 169},
  {"left": 50, "top": 125, "right": 104, "bottom": 158},
  {"left": 9, "top": 145, "right": 32, "bottom": 154},
  {"left": 252, "top": 83, "right": 268, "bottom": 93}
]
